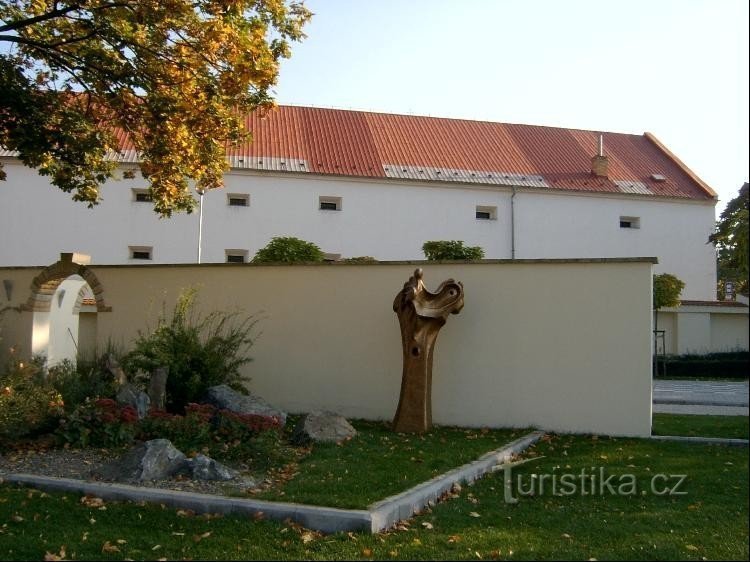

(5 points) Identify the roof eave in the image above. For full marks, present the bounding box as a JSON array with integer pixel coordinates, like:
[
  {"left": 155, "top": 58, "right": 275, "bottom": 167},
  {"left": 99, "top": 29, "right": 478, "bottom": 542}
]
[{"left": 643, "top": 132, "right": 718, "bottom": 200}]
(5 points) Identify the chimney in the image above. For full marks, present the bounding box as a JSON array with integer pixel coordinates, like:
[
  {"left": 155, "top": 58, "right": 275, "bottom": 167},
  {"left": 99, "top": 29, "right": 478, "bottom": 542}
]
[{"left": 591, "top": 134, "right": 609, "bottom": 178}]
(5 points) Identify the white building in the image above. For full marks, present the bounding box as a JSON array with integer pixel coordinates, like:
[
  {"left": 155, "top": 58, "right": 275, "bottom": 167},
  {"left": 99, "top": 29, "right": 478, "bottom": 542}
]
[{"left": 1, "top": 106, "right": 746, "bottom": 352}]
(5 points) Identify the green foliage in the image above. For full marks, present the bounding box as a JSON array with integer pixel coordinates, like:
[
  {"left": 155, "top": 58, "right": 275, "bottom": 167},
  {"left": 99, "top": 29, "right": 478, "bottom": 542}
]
[
  {"left": 656, "top": 351, "right": 749, "bottom": 379},
  {"left": 341, "top": 256, "right": 378, "bottom": 264},
  {"left": 252, "top": 236, "right": 324, "bottom": 263},
  {"left": 122, "top": 288, "right": 259, "bottom": 413},
  {"left": 422, "top": 240, "right": 485, "bottom": 261},
  {"left": 0, "top": 357, "right": 63, "bottom": 441},
  {"left": 710, "top": 183, "right": 749, "bottom": 295},
  {"left": 139, "top": 403, "right": 288, "bottom": 468},
  {"left": 653, "top": 273, "right": 685, "bottom": 309},
  {"left": 46, "top": 358, "right": 117, "bottom": 413},
  {"left": 55, "top": 398, "right": 138, "bottom": 448},
  {"left": 0, "top": 1, "right": 311, "bottom": 216}
]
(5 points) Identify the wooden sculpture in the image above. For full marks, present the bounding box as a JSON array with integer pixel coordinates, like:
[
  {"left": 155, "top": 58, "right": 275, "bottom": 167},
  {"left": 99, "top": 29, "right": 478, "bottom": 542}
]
[{"left": 392, "top": 268, "right": 464, "bottom": 433}]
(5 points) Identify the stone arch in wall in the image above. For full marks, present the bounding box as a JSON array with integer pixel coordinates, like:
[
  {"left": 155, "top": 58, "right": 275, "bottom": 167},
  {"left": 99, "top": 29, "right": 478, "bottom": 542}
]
[{"left": 21, "top": 253, "right": 111, "bottom": 365}]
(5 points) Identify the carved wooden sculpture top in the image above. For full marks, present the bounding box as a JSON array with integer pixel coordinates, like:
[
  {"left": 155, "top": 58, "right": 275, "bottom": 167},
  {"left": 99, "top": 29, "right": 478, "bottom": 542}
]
[{"left": 392, "top": 268, "right": 464, "bottom": 433}]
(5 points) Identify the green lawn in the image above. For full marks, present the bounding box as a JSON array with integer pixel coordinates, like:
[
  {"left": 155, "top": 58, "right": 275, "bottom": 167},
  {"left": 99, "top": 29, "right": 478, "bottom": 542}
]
[
  {"left": 1, "top": 433, "right": 747, "bottom": 560},
  {"left": 257, "top": 420, "right": 524, "bottom": 508},
  {"left": 652, "top": 414, "right": 749, "bottom": 439}
]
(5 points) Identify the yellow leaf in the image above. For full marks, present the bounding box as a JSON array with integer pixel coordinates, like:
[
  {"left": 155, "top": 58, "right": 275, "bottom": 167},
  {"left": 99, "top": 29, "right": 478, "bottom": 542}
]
[{"left": 101, "top": 541, "right": 120, "bottom": 553}]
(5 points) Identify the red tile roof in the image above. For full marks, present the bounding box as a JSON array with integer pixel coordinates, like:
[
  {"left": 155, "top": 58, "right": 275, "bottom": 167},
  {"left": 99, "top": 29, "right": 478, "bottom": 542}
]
[{"left": 9, "top": 105, "right": 717, "bottom": 201}]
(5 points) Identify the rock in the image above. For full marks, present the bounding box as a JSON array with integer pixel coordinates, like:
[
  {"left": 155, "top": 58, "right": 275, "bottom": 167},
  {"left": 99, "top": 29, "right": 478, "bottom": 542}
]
[
  {"left": 116, "top": 383, "right": 150, "bottom": 419},
  {"left": 148, "top": 367, "right": 168, "bottom": 411},
  {"left": 204, "top": 385, "right": 287, "bottom": 426},
  {"left": 187, "top": 454, "right": 238, "bottom": 481},
  {"left": 97, "top": 439, "right": 186, "bottom": 482},
  {"left": 292, "top": 411, "right": 357, "bottom": 444}
]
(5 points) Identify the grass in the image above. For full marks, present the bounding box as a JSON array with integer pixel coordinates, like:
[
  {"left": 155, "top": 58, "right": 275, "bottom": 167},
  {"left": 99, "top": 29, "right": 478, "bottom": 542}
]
[
  {"left": 258, "top": 420, "right": 525, "bottom": 508},
  {"left": 1, "top": 433, "right": 747, "bottom": 560},
  {"left": 652, "top": 414, "right": 749, "bottom": 439}
]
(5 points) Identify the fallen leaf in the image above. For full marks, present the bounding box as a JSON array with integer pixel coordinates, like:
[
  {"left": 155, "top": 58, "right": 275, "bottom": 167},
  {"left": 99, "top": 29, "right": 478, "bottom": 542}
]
[
  {"left": 474, "top": 551, "right": 483, "bottom": 559},
  {"left": 301, "top": 532, "right": 315, "bottom": 545},
  {"left": 10, "top": 515, "right": 23, "bottom": 523},
  {"left": 421, "top": 522, "right": 434, "bottom": 530},
  {"left": 171, "top": 532, "right": 185, "bottom": 536},
  {"left": 81, "top": 496, "right": 105, "bottom": 509},
  {"left": 468, "top": 512, "right": 481, "bottom": 518},
  {"left": 192, "top": 532, "right": 211, "bottom": 543},
  {"left": 362, "top": 548, "right": 373, "bottom": 557},
  {"left": 176, "top": 509, "right": 195, "bottom": 518},
  {"left": 43, "top": 546, "right": 66, "bottom": 561},
  {"left": 116, "top": 539, "right": 127, "bottom": 544},
  {"left": 562, "top": 533, "right": 573, "bottom": 539},
  {"left": 151, "top": 544, "right": 162, "bottom": 551},
  {"left": 101, "top": 541, "right": 120, "bottom": 553},
  {"left": 448, "top": 534, "right": 462, "bottom": 544},
  {"left": 686, "top": 545, "right": 699, "bottom": 551}
]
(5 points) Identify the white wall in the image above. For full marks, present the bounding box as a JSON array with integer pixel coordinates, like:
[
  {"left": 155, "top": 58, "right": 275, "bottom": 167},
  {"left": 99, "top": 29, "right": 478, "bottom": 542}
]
[
  {"left": 0, "top": 160, "right": 716, "bottom": 300},
  {"left": 658, "top": 306, "right": 749, "bottom": 354},
  {"left": 0, "top": 259, "right": 655, "bottom": 437}
]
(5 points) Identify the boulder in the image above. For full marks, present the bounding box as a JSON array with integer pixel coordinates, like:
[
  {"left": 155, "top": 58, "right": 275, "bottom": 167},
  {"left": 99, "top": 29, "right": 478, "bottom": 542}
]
[
  {"left": 187, "top": 454, "right": 238, "bottom": 481},
  {"left": 97, "top": 439, "right": 186, "bottom": 482},
  {"left": 148, "top": 367, "right": 168, "bottom": 411},
  {"left": 292, "top": 411, "right": 357, "bottom": 444},
  {"left": 204, "top": 385, "right": 287, "bottom": 426},
  {"left": 116, "top": 383, "right": 150, "bottom": 420}
]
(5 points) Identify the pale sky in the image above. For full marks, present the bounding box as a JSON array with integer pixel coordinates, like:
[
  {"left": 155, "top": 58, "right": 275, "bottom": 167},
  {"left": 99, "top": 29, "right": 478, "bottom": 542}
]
[{"left": 274, "top": 0, "right": 749, "bottom": 215}]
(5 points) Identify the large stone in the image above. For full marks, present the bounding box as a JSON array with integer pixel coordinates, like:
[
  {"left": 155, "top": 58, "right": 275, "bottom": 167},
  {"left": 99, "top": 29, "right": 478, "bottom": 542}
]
[
  {"left": 97, "top": 439, "right": 186, "bottom": 482},
  {"left": 204, "top": 385, "right": 287, "bottom": 426},
  {"left": 116, "top": 383, "right": 150, "bottom": 420},
  {"left": 292, "top": 411, "right": 357, "bottom": 444},
  {"left": 187, "top": 454, "right": 239, "bottom": 481}
]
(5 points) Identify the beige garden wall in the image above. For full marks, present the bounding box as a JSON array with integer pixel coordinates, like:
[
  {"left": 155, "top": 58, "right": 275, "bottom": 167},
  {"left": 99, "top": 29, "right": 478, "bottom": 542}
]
[{"left": 0, "top": 258, "right": 655, "bottom": 436}]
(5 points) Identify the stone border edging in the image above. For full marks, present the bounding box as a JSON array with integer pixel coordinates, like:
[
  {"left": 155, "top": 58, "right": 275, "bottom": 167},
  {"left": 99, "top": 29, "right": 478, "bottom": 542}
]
[
  {"left": 649, "top": 435, "right": 749, "bottom": 446},
  {"left": 368, "top": 431, "right": 544, "bottom": 531},
  {"left": 1, "top": 430, "right": 544, "bottom": 534}
]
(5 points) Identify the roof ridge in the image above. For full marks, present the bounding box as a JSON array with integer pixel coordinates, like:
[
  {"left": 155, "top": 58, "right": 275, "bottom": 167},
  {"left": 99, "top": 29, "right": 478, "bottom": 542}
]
[{"left": 276, "top": 103, "right": 644, "bottom": 138}]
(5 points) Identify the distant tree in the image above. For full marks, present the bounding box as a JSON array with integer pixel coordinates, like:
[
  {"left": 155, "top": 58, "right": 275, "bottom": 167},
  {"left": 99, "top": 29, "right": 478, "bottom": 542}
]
[
  {"left": 652, "top": 273, "right": 685, "bottom": 375},
  {"left": 252, "top": 236, "right": 324, "bottom": 263},
  {"left": 709, "top": 183, "right": 749, "bottom": 295},
  {"left": 422, "top": 240, "right": 485, "bottom": 261},
  {"left": 342, "top": 256, "right": 377, "bottom": 264},
  {"left": 0, "top": 1, "right": 311, "bottom": 217},
  {"left": 653, "top": 273, "right": 685, "bottom": 310}
]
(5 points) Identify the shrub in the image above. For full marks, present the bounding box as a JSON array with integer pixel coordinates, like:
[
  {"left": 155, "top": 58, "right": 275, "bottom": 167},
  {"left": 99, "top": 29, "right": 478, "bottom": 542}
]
[
  {"left": 252, "top": 236, "right": 324, "bottom": 263},
  {"left": 46, "top": 357, "right": 118, "bottom": 413},
  {"left": 0, "top": 357, "right": 64, "bottom": 442},
  {"left": 422, "top": 240, "right": 485, "bottom": 261},
  {"left": 56, "top": 398, "right": 139, "bottom": 448},
  {"left": 122, "top": 288, "right": 260, "bottom": 413},
  {"left": 342, "top": 256, "right": 377, "bottom": 264},
  {"left": 656, "top": 351, "right": 749, "bottom": 378},
  {"left": 139, "top": 403, "right": 287, "bottom": 467}
]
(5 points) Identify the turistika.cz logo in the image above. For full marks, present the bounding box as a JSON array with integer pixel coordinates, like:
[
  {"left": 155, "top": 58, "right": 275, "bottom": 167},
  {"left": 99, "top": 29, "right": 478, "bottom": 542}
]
[{"left": 496, "top": 459, "right": 688, "bottom": 504}]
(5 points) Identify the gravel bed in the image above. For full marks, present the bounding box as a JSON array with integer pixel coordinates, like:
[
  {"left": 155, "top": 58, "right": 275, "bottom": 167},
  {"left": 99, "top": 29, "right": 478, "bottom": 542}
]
[{"left": 0, "top": 447, "right": 260, "bottom": 497}]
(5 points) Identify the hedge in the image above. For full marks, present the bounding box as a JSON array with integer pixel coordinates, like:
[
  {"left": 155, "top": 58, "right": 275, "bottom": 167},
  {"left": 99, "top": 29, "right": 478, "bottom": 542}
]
[{"left": 655, "top": 351, "right": 749, "bottom": 378}]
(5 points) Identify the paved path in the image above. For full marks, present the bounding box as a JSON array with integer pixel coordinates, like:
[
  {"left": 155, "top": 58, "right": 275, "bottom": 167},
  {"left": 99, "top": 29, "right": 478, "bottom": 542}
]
[
  {"left": 653, "top": 379, "right": 749, "bottom": 416},
  {"left": 653, "top": 380, "right": 749, "bottom": 407}
]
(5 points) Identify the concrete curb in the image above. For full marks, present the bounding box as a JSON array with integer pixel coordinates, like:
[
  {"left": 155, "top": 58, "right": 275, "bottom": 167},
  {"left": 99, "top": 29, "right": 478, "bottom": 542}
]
[
  {"left": 653, "top": 399, "right": 749, "bottom": 407},
  {"left": 1, "top": 430, "right": 544, "bottom": 534},
  {"left": 369, "top": 431, "right": 544, "bottom": 532},
  {"left": 649, "top": 435, "right": 749, "bottom": 447}
]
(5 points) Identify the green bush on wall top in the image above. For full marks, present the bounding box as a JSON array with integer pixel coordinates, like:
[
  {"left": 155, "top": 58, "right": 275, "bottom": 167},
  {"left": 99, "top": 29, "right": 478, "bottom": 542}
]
[
  {"left": 422, "top": 240, "right": 485, "bottom": 261},
  {"left": 253, "top": 236, "right": 324, "bottom": 263}
]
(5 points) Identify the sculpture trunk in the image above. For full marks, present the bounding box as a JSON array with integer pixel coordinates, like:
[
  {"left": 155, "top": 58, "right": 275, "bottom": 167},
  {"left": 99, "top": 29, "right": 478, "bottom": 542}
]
[{"left": 392, "top": 269, "right": 464, "bottom": 433}]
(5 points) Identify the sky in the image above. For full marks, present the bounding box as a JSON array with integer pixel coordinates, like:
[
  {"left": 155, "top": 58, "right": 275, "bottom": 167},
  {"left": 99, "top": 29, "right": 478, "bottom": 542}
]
[{"left": 273, "top": 0, "right": 749, "bottom": 215}]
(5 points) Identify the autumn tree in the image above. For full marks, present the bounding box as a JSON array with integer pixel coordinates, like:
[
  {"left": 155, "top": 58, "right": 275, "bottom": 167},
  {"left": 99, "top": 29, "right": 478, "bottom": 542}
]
[
  {"left": 0, "top": 1, "right": 311, "bottom": 216},
  {"left": 710, "top": 183, "right": 749, "bottom": 295},
  {"left": 652, "top": 272, "right": 684, "bottom": 374}
]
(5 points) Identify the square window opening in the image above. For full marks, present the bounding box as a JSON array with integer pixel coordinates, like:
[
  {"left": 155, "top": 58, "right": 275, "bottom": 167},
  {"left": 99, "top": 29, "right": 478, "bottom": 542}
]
[
  {"left": 620, "top": 216, "right": 641, "bottom": 229},
  {"left": 225, "top": 250, "right": 248, "bottom": 263},
  {"left": 129, "top": 246, "right": 153, "bottom": 260},
  {"left": 227, "top": 194, "right": 250, "bottom": 207},
  {"left": 132, "top": 189, "right": 152, "bottom": 203},
  {"left": 319, "top": 196, "right": 342, "bottom": 211},
  {"left": 476, "top": 205, "right": 497, "bottom": 220}
]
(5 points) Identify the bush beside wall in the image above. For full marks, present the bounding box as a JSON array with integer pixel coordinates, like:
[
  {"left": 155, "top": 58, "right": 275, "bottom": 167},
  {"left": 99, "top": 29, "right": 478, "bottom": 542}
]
[{"left": 656, "top": 352, "right": 749, "bottom": 378}]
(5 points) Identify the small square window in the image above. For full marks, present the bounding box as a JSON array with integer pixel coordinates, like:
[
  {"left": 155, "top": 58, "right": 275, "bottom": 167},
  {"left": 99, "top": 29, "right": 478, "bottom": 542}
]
[
  {"left": 132, "top": 189, "right": 152, "bottom": 203},
  {"left": 620, "top": 216, "right": 641, "bottom": 229},
  {"left": 129, "top": 246, "right": 152, "bottom": 260},
  {"left": 476, "top": 205, "right": 497, "bottom": 220},
  {"left": 225, "top": 250, "right": 248, "bottom": 263},
  {"left": 319, "top": 196, "right": 342, "bottom": 211},
  {"left": 227, "top": 194, "right": 250, "bottom": 207}
]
